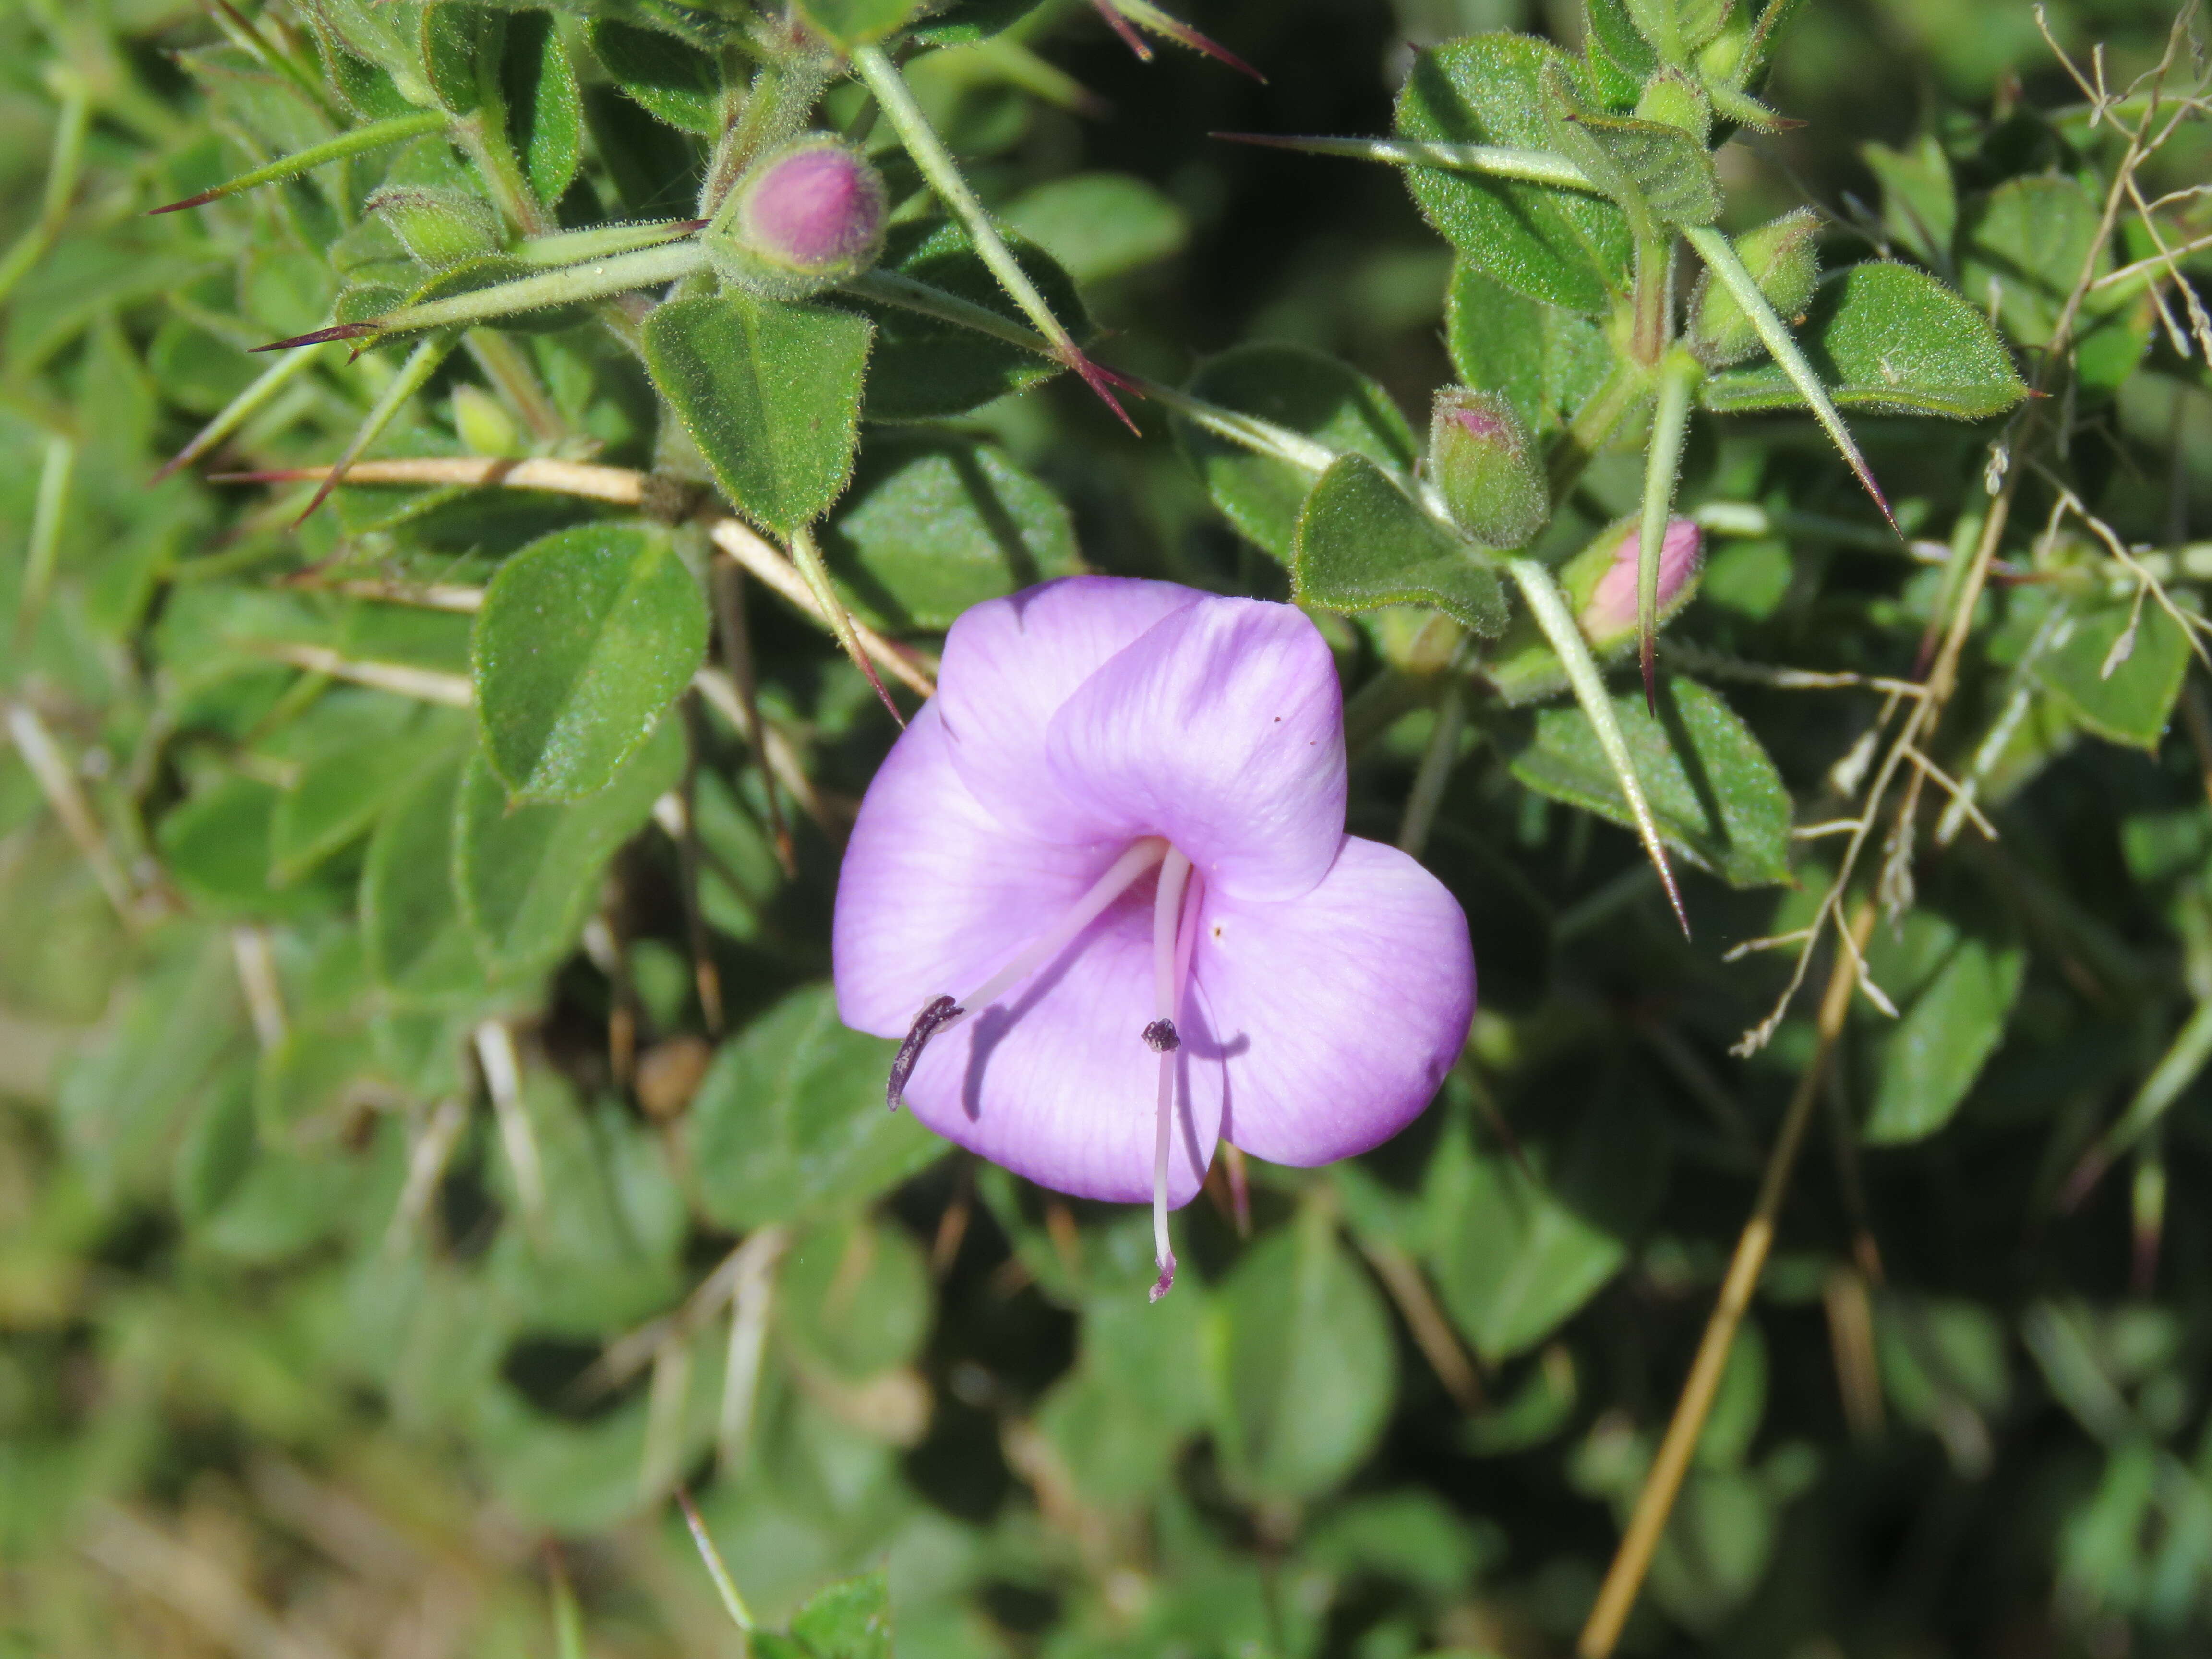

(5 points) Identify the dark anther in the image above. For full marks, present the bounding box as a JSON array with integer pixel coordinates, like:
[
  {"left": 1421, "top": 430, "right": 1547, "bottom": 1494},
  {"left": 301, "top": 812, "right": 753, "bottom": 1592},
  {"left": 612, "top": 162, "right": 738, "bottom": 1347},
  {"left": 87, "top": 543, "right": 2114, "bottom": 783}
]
[
  {"left": 1143, "top": 1018, "right": 1180, "bottom": 1053},
  {"left": 889, "top": 995, "right": 962, "bottom": 1110}
]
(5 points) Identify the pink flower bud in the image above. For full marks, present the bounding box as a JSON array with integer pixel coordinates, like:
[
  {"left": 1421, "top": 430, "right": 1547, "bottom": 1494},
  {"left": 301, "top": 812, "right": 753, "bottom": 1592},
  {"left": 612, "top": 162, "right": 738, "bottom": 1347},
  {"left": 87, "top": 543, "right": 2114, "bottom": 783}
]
[
  {"left": 1575, "top": 518, "right": 1704, "bottom": 646},
  {"left": 709, "top": 137, "right": 887, "bottom": 299}
]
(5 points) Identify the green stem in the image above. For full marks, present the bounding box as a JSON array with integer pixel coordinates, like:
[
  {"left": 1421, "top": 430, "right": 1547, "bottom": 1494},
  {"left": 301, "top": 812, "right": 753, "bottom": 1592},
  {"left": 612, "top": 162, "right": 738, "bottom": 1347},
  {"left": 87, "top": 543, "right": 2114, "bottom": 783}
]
[
  {"left": 1546, "top": 359, "right": 1650, "bottom": 505},
  {"left": 149, "top": 110, "right": 447, "bottom": 214},
  {"left": 850, "top": 45, "right": 1093, "bottom": 377},
  {"left": 790, "top": 525, "right": 902, "bottom": 724},
  {"left": 296, "top": 332, "right": 460, "bottom": 523},
  {"left": 154, "top": 346, "right": 324, "bottom": 481},
  {"left": 0, "top": 82, "right": 90, "bottom": 309},
  {"left": 14, "top": 434, "right": 75, "bottom": 647},
  {"left": 514, "top": 217, "right": 708, "bottom": 267},
  {"left": 463, "top": 329, "right": 567, "bottom": 447},
  {"left": 1216, "top": 134, "right": 1598, "bottom": 192},
  {"left": 363, "top": 241, "right": 709, "bottom": 339},
  {"left": 1636, "top": 347, "right": 1703, "bottom": 707},
  {"left": 1506, "top": 556, "right": 1689, "bottom": 937},
  {"left": 1631, "top": 232, "right": 1673, "bottom": 365},
  {"left": 1683, "top": 223, "right": 1893, "bottom": 529}
]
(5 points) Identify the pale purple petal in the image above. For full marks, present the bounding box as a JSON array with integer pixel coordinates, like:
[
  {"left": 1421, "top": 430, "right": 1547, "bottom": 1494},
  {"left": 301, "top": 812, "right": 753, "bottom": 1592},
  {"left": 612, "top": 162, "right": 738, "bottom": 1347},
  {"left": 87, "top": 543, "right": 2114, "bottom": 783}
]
[
  {"left": 899, "top": 898, "right": 1221, "bottom": 1206},
  {"left": 934, "top": 576, "right": 1201, "bottom": 842},
  {"left": 832, "top": 701, "right": 1220, "bottom": 1205},
  {"left": 833, "top": 701, "right": 1100, "bottom": 1035},
  {"left": 1044, "top": 597, "right": 1348, "bottom": 902},
  {"left": 1190, "top": 834, "right": 1473, "bottom": 1166}
]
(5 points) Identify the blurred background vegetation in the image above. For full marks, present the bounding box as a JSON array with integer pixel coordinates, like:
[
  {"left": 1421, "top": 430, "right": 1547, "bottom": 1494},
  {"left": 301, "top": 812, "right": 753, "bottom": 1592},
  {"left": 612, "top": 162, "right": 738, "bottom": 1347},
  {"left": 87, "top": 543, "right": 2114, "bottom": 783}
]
[{"left": 6, "top": 0, "right": 2212, "bottom": 1656}]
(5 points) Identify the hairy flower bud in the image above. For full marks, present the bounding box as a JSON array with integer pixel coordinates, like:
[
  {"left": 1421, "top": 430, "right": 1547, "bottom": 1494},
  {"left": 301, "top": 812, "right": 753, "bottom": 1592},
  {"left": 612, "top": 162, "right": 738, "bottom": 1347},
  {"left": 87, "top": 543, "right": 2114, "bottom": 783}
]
[
  {"left": 708, "top": 136, "right": 888, "bottom": 301},
  {"left": 1688, "top": 207, "right": 1821, "bottom": 367},
  {"left": 1635, "top": 67, "right": 1712, "bottom": 142},
  {"left": 1429, "top": 388, "right": 1549, "bottom": 550},
  {"left": 1570, "top": 516, "right": 1704, "bottom": 648}
]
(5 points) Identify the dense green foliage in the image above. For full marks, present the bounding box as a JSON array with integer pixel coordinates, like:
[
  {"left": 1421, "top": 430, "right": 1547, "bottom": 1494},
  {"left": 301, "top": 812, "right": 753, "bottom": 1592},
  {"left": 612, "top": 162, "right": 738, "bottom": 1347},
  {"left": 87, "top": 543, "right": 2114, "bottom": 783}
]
[{"left": 3, "top": 0, "right": 2212, "bottom": 1655}]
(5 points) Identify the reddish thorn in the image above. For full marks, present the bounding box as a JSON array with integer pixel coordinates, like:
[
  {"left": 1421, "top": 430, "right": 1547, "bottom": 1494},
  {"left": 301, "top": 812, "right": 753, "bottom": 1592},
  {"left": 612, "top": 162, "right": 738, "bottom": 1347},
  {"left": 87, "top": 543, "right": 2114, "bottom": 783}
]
[
  {"left": 854, "top": 648, "right": 906, "bottom": 728},
  {"left": 1090, "top": 361, "right": 1147, "bottom": 397},
  {"left": 2024, "top": 387, "right": 2054, "bottom": 400},
  {"left": 1066, "top": 349, "right": 1141, "bottom": 436},
  {"left": 252, "top": 321, "right": 380, "bottom": 352},
  {"left": 149, "top": 188, "right": 224, "bottom": 215},
  {"left": 1127, "top": 8, "right": 1266, "bottom": 81},
  {"left": 1089, "top": 0, "right": 1154, "bottom": 60},
  {"left": 293, "top": 469, "right": 347, "bottom": 527}
]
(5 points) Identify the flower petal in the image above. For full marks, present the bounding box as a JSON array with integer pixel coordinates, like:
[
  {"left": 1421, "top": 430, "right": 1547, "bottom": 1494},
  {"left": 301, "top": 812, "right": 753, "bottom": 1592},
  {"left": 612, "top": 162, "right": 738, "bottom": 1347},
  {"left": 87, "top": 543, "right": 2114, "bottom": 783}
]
[
  {"left": 833, "top": 700, "right": 1101, "bottom": 1036},
  {"left": 832, "top": 701, "right": 1221, "bottom": 1205},
  {"left": 901, "top": 899, "right": 1222, "bottom": 1206},
  {"left": 1044, "top": 597, "right": 1349, "bottom": 902},
  {"left": 1192, "top": 835, "right": 1473, "bottom": 1166},
  {"left": 935, "top": 575, "right": 1201, "bottom": 842}
]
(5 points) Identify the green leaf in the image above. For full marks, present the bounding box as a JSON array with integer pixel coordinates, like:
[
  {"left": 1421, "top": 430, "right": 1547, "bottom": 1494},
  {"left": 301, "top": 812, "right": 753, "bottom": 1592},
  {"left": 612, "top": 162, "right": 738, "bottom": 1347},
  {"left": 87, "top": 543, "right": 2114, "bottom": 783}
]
[
  {"left": 472, "top": 523, "right": 709, "bottom": 802},
  {"left": 454, "top": 714, "right": 685, "bottom": 980},
  {"left": 1860, "top": 134, "right": 1956, "bottom": 269},
  {"left": 1501, "top": 674, "right": 1792, "bottom": 887},
  {"left": 485, "top": 1078, "right": 686, "bottom": 1334},
  {"left": 159, "top": 776, "right": 341, "bottom": 919},
  {"left": 587, "top": 19, "right": 723, "bottom": 135},
  {"left": 1863, "top": 935, "right": 2025, "bottom": 1144},
  {"left": 819, "top": 437, "right": 1082, "bottom": 631},
  {"left": 854, "top": 220, "right": 1090, "bottom": 421},
  {"left": 906, "top": 0, "right": 1040, "bottom": 43},
  {"left": 1445, "top": 261, "right": 1612, "bottom": 439},
  {"left": 1039, "top": 1274, "right": 1214, "bottom": 1506},
  {"left": 1211, "top": 1201, "right": 1396, "bottom": 1502},
  {"left": 1001, "top": 172, "right": 1189, "bottom": 284},
  {"left": 1429, "top": 1100, "right": 1665, "bottom": 1363},
  {"left": 59, "top": 928, "right": 246, "bottom": 1203},
  {"left": 173, "top": 1067, "right": 259, "bottom": 1226},
  {"left": 794, "top": 0, "right": 921, "bottom": 49},
  {"left": 1624, "top": 0, "right": 1734, "bottom": 60},
  {"left": 788, "top": 1571, "right": 892, "bottom": 1659},
  {"left": 780, "top": 1218, "right": 931, "bottom": 1381},
  {"left": 1540, "top": 61, "right": 1721, "bottom": 231},
  {"left": 361, "top": 755, "right": 496, "bottom": 1007},
  {"left": 2032, "top": 592, "right": 2194, "bottom": 752},
  {"left": 1584, "top": 0, "right": 1659, "bottom": 101},
  {"left": 1701, "top": 262, "right": 2028, "bottom": 420},
  {"left": 689, "top": 983, "right": 943, "bottom": 1231},
  {"left": 645, "top": 291, "right": 873, "bottom": 539},
  {"left": 272, "top": 704, "right": 468, "bottom": 884},
  {"left": 1957, "top": 175, "right": 2147, "bottom": 389},
  {"left": 1293, "top": 454, "right": 1510, "bottom": 637},
  {"left": 420, "top": 3, "right": 503, "bottom": 118},
  {"left": 502, "top": 11, "right": 583, "bottom": 208},
  {"left": 1176, "top": 344, "right": 1419, "bottom": 561},
  {"left": 1394, "top": 34, "right": 1633, "bottom": 313}
]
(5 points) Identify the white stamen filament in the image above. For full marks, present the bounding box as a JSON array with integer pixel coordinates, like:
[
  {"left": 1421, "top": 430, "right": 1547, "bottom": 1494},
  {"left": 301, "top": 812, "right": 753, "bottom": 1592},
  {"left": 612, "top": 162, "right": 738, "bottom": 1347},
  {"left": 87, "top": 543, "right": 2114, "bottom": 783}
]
[
  {"left": 953, "top": 836, "right": 1168, "bottom": 1020},
  {"left": 1149, "top": 847, "right": 1194, "bottom": 1302}
]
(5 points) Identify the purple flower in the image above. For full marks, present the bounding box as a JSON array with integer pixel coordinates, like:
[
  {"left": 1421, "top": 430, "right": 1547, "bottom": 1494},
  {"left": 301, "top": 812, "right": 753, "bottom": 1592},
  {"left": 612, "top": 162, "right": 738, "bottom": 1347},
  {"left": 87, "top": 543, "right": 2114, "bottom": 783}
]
[{"left": 832, "top": 577, "right": 1476, "bottom": 1298}]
